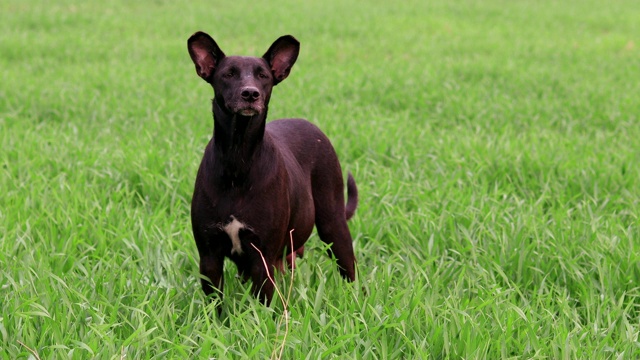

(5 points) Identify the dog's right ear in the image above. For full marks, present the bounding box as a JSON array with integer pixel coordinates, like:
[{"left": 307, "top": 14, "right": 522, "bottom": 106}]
[{"left": 188, "top": 32, "right": 225, "bottom": 82}]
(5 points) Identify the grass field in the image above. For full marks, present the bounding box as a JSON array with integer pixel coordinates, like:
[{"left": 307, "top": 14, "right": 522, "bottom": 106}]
[{"left": 2, "top": 0, "right": 640, "bottom": 358}]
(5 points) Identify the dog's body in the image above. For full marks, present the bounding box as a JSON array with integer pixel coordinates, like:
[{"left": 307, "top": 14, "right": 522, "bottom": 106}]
[{"left": 187, "top": 32, "right": 357, "bottom": 306}]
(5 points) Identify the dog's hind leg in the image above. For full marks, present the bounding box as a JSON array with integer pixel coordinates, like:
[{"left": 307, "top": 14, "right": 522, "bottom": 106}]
[
  {"left": 316, "top": 219, "right": 356, "bottom": 281},
  {"left": 314, "top": 196, "right": 356, "bottom": 281},
  {"left": 311, "top": 166, "right": 357, "bottom": 281},
  {"left": 285, "top": 246, "right": 305, "bottom": 269}
]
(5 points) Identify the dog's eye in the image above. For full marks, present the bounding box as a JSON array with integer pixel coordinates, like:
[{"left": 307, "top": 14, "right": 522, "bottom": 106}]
[
  {"left": 223, "top": 70, "right": 236, "bottom": 78},
  {"left": 258, "top": 72, "right": 269, "bottom": 79}
]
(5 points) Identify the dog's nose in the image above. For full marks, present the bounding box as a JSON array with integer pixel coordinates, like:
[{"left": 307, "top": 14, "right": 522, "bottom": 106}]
[{"left": 240, "top": 87, "right": 260, "bottom": 102}]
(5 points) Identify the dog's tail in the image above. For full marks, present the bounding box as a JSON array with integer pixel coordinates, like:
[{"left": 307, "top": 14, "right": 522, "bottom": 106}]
[{"left": 345, "top": 172, "right": 358, "bottom": 220}]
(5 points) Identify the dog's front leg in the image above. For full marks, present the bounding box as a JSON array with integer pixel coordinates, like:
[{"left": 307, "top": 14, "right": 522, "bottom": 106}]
[
  {"left": 247, "top": 248, "right": 275, "bottom": 305},
  {"left": 192, "top": 215, "right": 226, "bottom": 308},
  {"left": 197, "top": 243, "right": 225, "bottom": 315},
  {"left": 200, "top": 253, "right": 224, "bottom": 297}
]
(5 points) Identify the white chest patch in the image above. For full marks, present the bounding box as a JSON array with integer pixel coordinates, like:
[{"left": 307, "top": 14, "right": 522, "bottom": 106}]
[{"left": 223, "top": 216, "right": 246, "bottom": 255}]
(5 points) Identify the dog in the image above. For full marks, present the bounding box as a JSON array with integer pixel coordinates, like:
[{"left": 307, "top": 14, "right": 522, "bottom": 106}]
[{"left": 187, "top": 31, "right": 358, "bottom": 308}]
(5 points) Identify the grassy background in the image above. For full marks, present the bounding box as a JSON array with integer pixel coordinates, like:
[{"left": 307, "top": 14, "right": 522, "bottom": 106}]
[{"left": 2, "top": 0, "right": 639, "bottom": 358}]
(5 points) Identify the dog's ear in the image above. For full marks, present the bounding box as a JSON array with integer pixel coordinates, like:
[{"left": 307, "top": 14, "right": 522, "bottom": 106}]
[
  {"left": 188, "top": 31, "right": 225, "bottom": 82},
  {"left": 263, "top": 35, "right": 299, "bottom": 85}
]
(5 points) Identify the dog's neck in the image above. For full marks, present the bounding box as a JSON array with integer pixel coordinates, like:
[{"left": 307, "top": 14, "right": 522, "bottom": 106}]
[{"left": 210, "top": 98, "right": 267, "bottom": 185}]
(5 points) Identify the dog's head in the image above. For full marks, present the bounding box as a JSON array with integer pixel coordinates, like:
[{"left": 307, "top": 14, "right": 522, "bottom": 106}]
[{"left": 188, "top": 32, "right": 299, "bottom": 118}]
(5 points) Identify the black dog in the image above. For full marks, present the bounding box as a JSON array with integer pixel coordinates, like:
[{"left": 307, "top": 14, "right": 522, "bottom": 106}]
[{"left": 187, "top": 32, "right": 358, "bottom": 307}]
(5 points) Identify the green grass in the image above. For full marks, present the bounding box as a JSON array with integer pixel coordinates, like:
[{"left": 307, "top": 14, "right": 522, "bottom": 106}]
[{"left": 2, "top": 0, "right": 640, "bottom": 358}]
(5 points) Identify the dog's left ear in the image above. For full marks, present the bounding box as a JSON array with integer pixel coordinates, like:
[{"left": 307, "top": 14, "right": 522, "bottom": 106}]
[{"left": 263, "top": 35, "right": 299, "bottom": 85}]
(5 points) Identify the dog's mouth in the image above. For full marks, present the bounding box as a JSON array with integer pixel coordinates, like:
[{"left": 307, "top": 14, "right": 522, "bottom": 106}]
[
  {"left": 225, "top": 99, "right": 263, "bottom": 118},
  {"left": 238, "top": 108, "right": 259, "bottom": 117}
]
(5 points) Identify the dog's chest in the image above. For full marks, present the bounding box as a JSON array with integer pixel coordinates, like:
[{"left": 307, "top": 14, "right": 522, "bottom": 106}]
[
  {"left": 204, "top": 186, "right": 282, "bottom": 254},
  {"left": 221, "top": 215, "right": 246, "bottom": 255}
]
